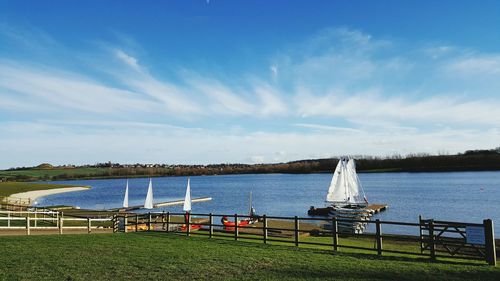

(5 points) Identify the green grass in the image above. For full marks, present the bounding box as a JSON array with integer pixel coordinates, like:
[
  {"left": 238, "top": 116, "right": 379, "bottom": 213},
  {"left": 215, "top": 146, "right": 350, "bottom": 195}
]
[
  {"left": 0, "top": 167, "right": 108, "bottom": 181},
  {"left": 0, "top": 233, "right": 498, "bottom": 281},
  {"left": 0, "top": 182, "right": 86, "bottom": 197}
]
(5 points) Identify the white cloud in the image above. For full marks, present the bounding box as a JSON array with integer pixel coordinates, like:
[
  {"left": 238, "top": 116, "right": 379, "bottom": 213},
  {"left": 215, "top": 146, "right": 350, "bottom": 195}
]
[
  {"left": 294, "top": 123, "right": 362, "bottom": 133},
  {"left": 0, "top": 61, "right": 154, "bottom": 115},
  {"left": 188, "top": 78, "right": 256, "bottom": 115},
  {"left": 445, "top": 55, "right": 500, "bottom": 76},
  {"left": 270, "top": 65, "right": 278, "bottom": 80},
  {"left": 2, "top": 120, "right": 498, "bottom": 168},
  {"left": 294, "top": 90, "right": 500, "bottom": 126},
  {"left": 115, "top": 49, "right": 142, "bottom": 72},
  {"left": 254, "top": 83, "right": 288, "bottom": 116}
]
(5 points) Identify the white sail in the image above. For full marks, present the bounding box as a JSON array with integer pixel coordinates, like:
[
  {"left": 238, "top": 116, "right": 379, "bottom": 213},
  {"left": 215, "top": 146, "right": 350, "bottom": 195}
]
[
  {"left": 326, "top": 158, "right": 368, "bottom": 206},
  {"left": 183, "top": 177, "right": 192, "bottom": 212},
  {"left": 122, "top": 179, "right": 129, "bottom": 208},
  {"left": 144, "top": 178, "right": 154, "bottom": 209},
  {"left": 326, "top": 159, "right": 348, "bottom": 203},
  {"left": 345, "top": 159, "right": 366, "bottom": 205}
]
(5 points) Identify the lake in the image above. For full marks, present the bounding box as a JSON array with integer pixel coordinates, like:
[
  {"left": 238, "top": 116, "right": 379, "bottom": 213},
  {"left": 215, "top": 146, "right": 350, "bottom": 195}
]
[{"left": 38, "top": 171, "right": 500, "bottom": 235}]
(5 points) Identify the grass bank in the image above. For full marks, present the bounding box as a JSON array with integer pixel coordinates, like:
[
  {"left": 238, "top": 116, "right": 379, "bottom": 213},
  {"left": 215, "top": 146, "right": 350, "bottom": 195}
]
[
  {"left": 0, "top": 182, "right": 85, "bottom": 197},
  {"left": 0, "top": 233, "right": 498, "bottom": 280}
]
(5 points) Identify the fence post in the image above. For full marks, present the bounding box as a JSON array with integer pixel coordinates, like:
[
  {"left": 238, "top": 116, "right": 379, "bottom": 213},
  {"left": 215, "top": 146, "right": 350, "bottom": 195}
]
[
  {"left": 87, "top": 218, "right": 91, "bottom": 234},
  {"left": 112, "top": 215, "right": 117, "bottom": 233},
  {"left": 148, "top": 212, "right": 152, "bottom": 232},
  {"left": 419, "top": 215, "right": 424, "bottom": 253},
  {"left": 234, "top": 214, "right": 239, "bottom": 241},
  {"left": 59, "top": 212, "right": 64, "bottom": 235},
  {"left": 484, "top": 219, "right": 496, "bottom": 266},
  {"left": 135, "top": 214, "right": 139, "bottom": 232},
  {"left": 263, "top": 215, "right": 268, "bottom": 244},
  {"left": 375, "top": 219, "right": 383, "bottom": 255},
  {"left": 26, "top": 216, "right": 30, "bottom": 235},
  {"left": 166, "top": 212, "right": 170, "bottom": 232},
  {"left": 7, "top": 211, "right": 10, "bottom": 228},
  {"left": 34, "top": 212, "right": 37, "bottom": 228},
  {"left": 294, "top": 216, "right": 299, "bottom": 247},
  {"left": 186, "top": 212, "right": 191, "bottom": 237},
  {"left": 209, "top": 213, "right": 213, "bottom": 238},
  {"left": 124, "top": 214, "right": 128, "bottom": 233},
  {"left": 162, "top": 211, "right": 166, "bottom": 230},
  {"left": 56, "top": 212, "right": 59, "bottom": 228},
  {"left": 429, "top": 219, "right": 436, "bottom": 261},
  {"left": 332, "top": 217, "right": 338, "bottom": 251}
]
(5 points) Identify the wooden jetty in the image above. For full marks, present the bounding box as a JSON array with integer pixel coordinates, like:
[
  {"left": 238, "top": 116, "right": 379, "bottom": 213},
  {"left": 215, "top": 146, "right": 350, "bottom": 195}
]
[
  {"left": 365, "top": 204, "right": 388, "bottom": 214},
  {"left": 111, "top": 197, "right": 212, "bottom": 211},
  {"left": 308, "top": 203, "right": 388, "bottom": 216}
]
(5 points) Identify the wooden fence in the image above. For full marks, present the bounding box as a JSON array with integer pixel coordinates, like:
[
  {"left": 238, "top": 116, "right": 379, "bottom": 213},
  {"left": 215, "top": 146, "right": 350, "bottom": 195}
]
[
  {"left": 0, "top": 210, "right": 112, "bottom": 234},
  {"left": 0, "top": 207, "right": 495, "bottom": 266},
  {"left": 113, "top": 212, "right": 497, "bottom": 266}
]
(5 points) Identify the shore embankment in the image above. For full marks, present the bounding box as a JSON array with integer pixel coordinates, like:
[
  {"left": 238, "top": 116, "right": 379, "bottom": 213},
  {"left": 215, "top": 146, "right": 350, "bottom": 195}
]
[{"left": 9, "top": 186, "right": 89, "bottom": 203}]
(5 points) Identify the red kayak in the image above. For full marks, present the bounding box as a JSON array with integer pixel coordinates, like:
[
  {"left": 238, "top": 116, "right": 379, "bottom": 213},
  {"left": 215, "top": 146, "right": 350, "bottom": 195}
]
[
  {"left": 221, "top": 216, "right": 251, "bottom": 227},
  {"left": 180, "top": 224, "right": 202, "bottom": 231},
  {"left": 180, "top": 212, "right": 203, "bottom": 231}
]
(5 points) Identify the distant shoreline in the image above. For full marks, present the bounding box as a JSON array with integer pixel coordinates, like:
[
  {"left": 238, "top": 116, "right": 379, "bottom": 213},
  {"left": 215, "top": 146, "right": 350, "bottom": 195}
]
[{"left": 2, "top": 150, "right": 500, "bottom": 182}]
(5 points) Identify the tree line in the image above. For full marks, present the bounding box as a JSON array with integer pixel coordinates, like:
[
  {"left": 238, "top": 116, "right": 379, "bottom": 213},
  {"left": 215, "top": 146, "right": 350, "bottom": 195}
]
[{"left": 2, "top": 148, "right": 500, "bottom": 182}]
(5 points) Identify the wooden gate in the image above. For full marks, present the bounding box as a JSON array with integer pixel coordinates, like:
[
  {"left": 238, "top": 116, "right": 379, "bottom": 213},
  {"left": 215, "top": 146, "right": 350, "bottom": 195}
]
[{"left": 420, "top": 216, "right": 496, "bottom": 265}]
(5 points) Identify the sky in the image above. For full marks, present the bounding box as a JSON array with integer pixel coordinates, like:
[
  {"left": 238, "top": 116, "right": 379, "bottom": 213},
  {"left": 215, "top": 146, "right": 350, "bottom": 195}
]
[{"left": 1, "top": 1, "right": 500, "bottom": 169}]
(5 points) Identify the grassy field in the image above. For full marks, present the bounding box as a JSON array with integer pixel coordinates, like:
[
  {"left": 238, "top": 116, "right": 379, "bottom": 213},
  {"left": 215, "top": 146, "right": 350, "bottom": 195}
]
[
  {"left": 0, "top": 167, "right": 108, "bottom": 181},
  {"left": 0, "top": 182, "right": 86, "bottom": 197},
  {"left": 0, "top": 232, "right": 498, "bottom": 281}
]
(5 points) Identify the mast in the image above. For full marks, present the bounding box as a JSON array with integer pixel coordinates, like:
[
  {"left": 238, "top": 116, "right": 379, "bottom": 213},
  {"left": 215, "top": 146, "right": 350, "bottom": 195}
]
[{"left": 249, "top": 191, "right": 252, "bottom": 215}]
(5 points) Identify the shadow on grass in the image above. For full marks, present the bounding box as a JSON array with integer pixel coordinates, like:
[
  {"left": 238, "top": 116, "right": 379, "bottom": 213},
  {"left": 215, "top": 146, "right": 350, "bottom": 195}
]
[{"left": 129, "top": 231, "right": 488, "bottom": 268}]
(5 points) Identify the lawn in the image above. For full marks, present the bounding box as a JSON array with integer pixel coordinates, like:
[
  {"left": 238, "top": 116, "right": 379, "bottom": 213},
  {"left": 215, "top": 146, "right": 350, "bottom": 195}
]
[
  {"left": 0, "top": 167, "right": 108, "bottom": 181},
  {"left": 0, "top": 182, "right": 86, "bottom": 197},
  {"left": 0, "top": 233, "right": 498, "bottom": 280}
]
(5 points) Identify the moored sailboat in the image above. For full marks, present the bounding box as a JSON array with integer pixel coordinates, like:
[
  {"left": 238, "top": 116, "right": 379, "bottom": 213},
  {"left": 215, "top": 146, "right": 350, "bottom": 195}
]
[{"left": 309, "top": 157, "right": 372, "bottom": 233}]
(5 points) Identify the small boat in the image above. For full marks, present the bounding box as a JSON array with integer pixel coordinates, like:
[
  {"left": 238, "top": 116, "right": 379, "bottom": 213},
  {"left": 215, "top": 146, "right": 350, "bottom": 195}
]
[
  {"left": 180, "top": 224, "right": 202, "bottom": 232},
  {"left": 222, "top": 191, "right": 260, "bottom": 229},
  {"left": 221, "top": 216, "right": 251, "bottom": 227}
]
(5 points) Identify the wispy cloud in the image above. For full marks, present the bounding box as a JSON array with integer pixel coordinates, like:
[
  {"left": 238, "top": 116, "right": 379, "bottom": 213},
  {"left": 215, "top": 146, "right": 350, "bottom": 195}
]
[
  {"left": 0, "top": 61, "right": 154, "bottom": 115},
  {"left": 294, "top": 123, "right": 362, "bottom": 133}
]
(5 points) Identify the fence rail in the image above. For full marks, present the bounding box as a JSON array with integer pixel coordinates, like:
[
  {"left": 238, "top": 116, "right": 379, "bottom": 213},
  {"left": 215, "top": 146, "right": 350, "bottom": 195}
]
[{"left": 0, "top": 210, "right": 113, "bottom": 234}]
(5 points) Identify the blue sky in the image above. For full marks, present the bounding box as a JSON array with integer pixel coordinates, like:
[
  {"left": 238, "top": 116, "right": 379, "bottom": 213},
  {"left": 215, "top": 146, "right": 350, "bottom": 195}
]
[{"left": 1, "top": 1, "right": 500, "bottom": 168}]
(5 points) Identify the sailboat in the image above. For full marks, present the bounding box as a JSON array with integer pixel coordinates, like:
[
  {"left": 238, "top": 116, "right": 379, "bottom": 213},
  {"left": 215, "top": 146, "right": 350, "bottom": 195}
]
[
  {"left": 326, "top": 157, "right": 368, "bottom": 209},
  {"left": 181, "top": 177, "right": 202, "bottom": 231},
  {"left": 143, "top": 178, "right": 154, "bottom": 209},
  {"left": 309, "top": 157, "right": 372, "bottom": 233},
  {"left": 123, "top": 179, "right": 129, "bottom": 208}
]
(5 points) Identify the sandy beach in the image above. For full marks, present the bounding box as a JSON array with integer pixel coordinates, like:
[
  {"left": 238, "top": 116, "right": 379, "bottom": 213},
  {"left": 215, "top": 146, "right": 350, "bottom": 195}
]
[{"left": 9, "top": 187, "right": 90, "bottom": 203}]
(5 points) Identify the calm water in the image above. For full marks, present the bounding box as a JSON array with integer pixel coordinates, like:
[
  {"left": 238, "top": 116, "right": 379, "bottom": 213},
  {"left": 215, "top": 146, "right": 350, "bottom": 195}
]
[{"left": 37, "top": 171, "right": 500, "bottom": 235}]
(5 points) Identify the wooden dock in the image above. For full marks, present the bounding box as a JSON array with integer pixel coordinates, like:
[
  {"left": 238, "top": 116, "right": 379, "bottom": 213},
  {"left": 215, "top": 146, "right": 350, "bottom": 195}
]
[
  {"left": 365, "top": 204, "right": 388, "bottom": 214},
  {"left": 111, "top": 197, "right": 212, "bottom": 211},
  {"left": 308, "top": 203, "right": 388, "bottom": 216}
]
